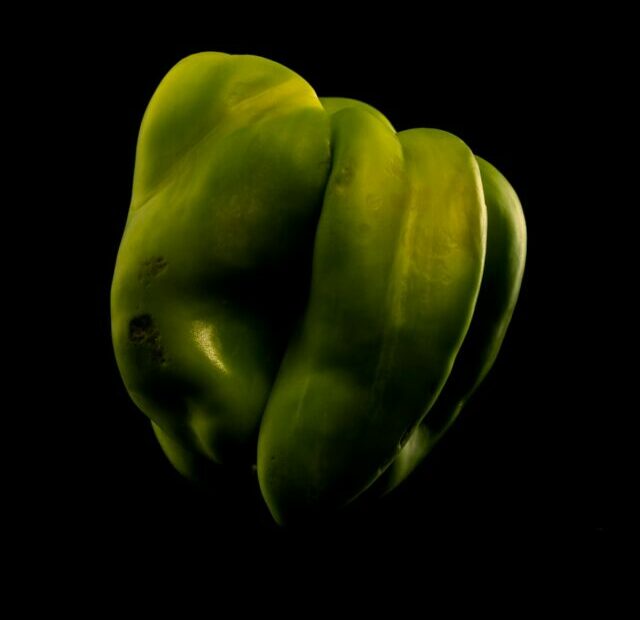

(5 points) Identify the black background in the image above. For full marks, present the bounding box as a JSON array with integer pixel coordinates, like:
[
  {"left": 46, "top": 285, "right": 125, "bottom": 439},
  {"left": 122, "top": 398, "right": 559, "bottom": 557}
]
[{"left": 28, "top": 14, "right": 625, "bottom": 565}]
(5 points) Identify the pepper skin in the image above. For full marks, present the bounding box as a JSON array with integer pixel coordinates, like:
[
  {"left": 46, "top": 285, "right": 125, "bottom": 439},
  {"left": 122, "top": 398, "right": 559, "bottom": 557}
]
[
  {"left": 111, "top": 52, "right": 527, "bottom": 525},
  {"left": 373, "top": 156, "right": 527, "bottom": 495}
]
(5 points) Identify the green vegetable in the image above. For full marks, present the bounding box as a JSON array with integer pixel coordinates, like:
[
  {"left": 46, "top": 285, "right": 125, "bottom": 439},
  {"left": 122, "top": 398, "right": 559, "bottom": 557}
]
[{"left": 111, "top": 52, "right": 526, "bottom": 525}]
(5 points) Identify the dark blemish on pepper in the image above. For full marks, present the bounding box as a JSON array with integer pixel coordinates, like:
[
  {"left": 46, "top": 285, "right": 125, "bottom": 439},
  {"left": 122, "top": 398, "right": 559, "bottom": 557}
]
[
  {"left": 129, "top": 314, "right": 167, "bottom": 364},
  {"left": 139, "top": 256, "right": 168, "bottom": 286}
]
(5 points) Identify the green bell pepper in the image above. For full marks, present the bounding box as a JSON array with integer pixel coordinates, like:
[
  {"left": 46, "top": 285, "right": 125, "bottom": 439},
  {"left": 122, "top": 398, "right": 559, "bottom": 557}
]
[{"left": 111, "top": 52, "right": 526, "bottom": 525}]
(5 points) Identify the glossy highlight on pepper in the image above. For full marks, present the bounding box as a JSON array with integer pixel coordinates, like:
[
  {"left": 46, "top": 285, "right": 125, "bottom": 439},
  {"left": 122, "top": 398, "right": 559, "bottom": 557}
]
[{"left": 111, "top": 52, "right": 527, "bottom": 525}]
